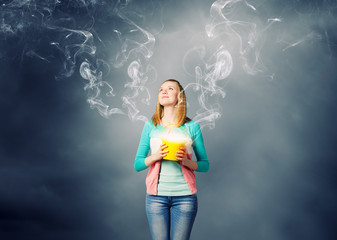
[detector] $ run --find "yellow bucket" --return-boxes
[160,124,189,161]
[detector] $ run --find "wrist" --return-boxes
[145,155,154,167]
[182,159,198,170]
[145,154,160,167]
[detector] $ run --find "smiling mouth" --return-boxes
[162,96,169,98]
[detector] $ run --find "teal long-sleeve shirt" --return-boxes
[134,120,209,172]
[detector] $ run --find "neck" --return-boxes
[161,106,178,126]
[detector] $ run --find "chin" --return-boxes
[160,101,174,107]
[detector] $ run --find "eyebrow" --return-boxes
[160,85,176,88]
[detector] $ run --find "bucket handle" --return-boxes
[160,123,188,137]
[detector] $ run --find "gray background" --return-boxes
[1,0,336,239]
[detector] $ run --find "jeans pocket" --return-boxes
[188,194,197,199]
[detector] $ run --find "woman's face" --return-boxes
[158,81,180,107]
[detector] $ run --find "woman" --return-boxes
[134,79,209,240]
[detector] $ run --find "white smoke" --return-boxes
[181,0,281,129]
[0,0,284,128]
[184,46,232,129]
[111,9,158,122]
[0,0,158,123]
[122,60,155,122]
[80,60,124,119]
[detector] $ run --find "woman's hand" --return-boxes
[154,143,169,161]
[175,147,187,161]
[145,143,168,167]
[176,147,198,170]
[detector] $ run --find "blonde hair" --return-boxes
[151,79,190,127]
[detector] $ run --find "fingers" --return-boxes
[177,147,187,160]
[159,145,187,160]
[175,150,186,161]
[176,148,185,155]
[160,148,168,157]
[161,143,168,150]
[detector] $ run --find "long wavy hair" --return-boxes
[151,79,190,127]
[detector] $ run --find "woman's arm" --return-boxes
[176,146,198,170]
[176,121,209,172]
[145,143,168,167]
[181,157,198,170]
[134,122,151,172]
[192,122,209,172]
[134,121,168,171]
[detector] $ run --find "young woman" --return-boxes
[134,79,209,240]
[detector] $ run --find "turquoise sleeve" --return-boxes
[191,122,209,172]
[134,121,152,172]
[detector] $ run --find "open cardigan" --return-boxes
[134,120,209,195]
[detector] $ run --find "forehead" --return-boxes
[160,81,178,88]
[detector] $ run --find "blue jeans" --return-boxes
[146,194,198,240]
